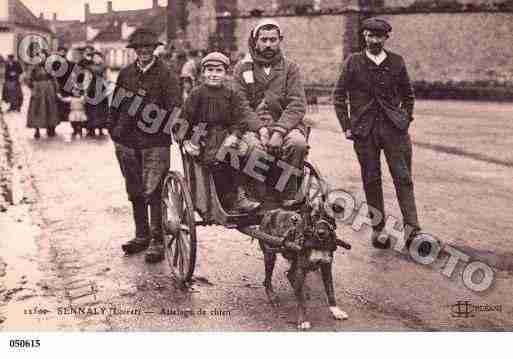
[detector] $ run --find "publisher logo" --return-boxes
[451,300,502,318]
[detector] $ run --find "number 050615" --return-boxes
[9,339,40,348]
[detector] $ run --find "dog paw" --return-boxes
[297,321,311,331]
[329,306,348,320]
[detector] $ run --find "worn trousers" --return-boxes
[114,144,170,241]
[242,129,308,198]
[353,117,420,232]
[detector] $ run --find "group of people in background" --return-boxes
[1,43,246,141]
[0,45,109,139]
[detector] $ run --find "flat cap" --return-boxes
[127,28,163,49]
[361,18,392,34]
[201,52,230,68]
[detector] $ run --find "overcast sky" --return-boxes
[23,0,167,21]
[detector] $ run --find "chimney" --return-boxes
[53,13,57,21]
[153,0,159,9]
[85,3,90,20]
[107,1,113,13]
[39,12,44,19]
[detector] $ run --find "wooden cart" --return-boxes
[160,132,325,286]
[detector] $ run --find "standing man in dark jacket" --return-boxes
[232,19,308,207]
[109,28,182,263]
[333,18,420,249]
[2,55,24,112]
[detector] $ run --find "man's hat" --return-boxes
[127,28,163,49]
[252,19,282,39]
[361,18,392,34]
[201,51,230,68]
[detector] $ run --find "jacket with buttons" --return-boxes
[108,58,182,149]
[333,50,415,138]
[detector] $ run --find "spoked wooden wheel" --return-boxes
[302,161,326,204]
[161,171,197,285]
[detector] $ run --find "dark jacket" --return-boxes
[108,58,182,149]
[333,50,415,138]
[232,56,306,136]
[4,61,23,81]
[183,82,247,164]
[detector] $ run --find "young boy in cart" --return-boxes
[181,51,260,213]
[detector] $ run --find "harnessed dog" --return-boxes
[258,196,350,330]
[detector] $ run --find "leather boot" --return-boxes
[122,199,150,254]
[145,197,165,263]
[232,175,261,213]
[234,186,261,213]
[149,199,163,243]
[280,176,304,208]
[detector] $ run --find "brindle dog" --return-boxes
[258,200,350,330]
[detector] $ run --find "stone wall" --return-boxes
[180,0,513,93]
[380,12,513,84]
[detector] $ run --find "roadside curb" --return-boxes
[0,112,14,212]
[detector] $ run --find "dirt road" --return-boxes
[1,97,512,331]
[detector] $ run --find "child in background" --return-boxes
[58,89,87,137]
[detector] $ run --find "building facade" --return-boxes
[0,0,55,60]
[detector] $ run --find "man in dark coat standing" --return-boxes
[108,28,182,263]
[2,55,24,112]
[333,18,420,249]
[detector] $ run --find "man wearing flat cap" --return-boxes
[333,17,420,249]
[108,28,182,263]
[233,19,308,207]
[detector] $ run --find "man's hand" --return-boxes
[259,127,270,147]
[268,131,284,156]
[344,129,354,140]
[222,134,240,149]
[183,140,201,157]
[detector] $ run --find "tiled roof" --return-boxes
[87,6,165,28]
[8,0,53,33]
[55,21,86,45]
[92,10,166,44]
[92,20,122,42]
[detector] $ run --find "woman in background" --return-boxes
[26,50,60,139]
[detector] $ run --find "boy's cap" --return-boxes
[201,52,230,68]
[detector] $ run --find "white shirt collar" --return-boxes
[365,50,387,66]
[136,57,156,73]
